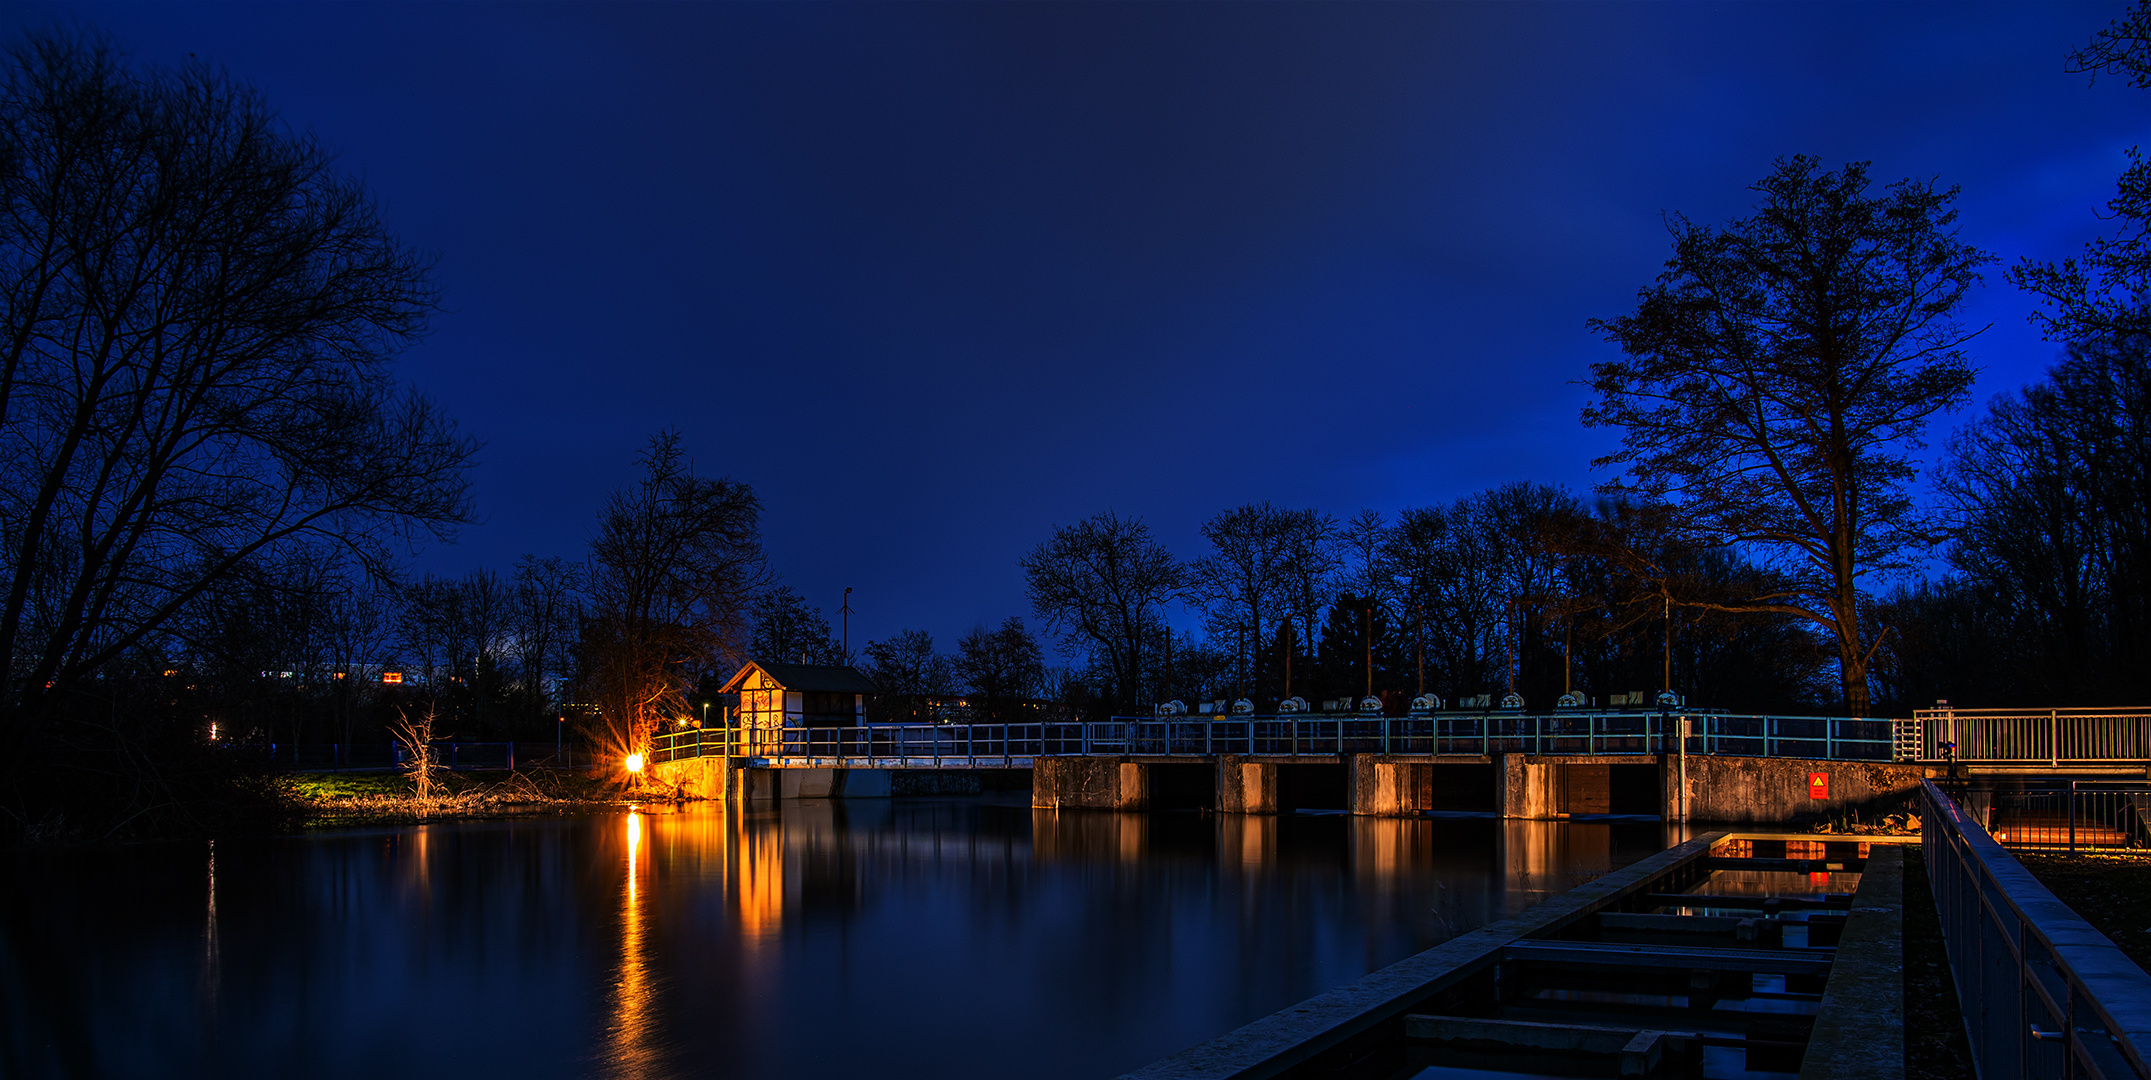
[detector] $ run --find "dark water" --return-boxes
[2,797,1666,1080]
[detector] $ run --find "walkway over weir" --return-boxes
[647,706,2151,821]
[653,705,2151,774]
[651,710,1901,770]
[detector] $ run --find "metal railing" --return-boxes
[649,710,1895,767]
[1944,782,2151,853]
[1922,781,2151,1079]
[1906,706,2151,763]
[652,723,1054,767]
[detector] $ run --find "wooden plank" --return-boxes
[1118,831,1728,1080]
[1404,1017,1697,1079]
[1704,856,1865,872]
[1597,911,1784,946]
[1502,939,1834,976]
[1646,892,1853,910]
[1600,912,1748,933]
[1404,1015,1672,1052]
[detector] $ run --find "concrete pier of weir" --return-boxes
[1036,753,1925,822]
[652,750,1927,823]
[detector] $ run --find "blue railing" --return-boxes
[1923,781,2151,1079]
[650,711,1896,767]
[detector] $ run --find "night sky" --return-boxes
[6,2,2143,651]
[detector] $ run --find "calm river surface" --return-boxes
[2,796,1665,1079]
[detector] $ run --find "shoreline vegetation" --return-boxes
[290,770,633,829]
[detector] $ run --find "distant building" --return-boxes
[719,661,879,732]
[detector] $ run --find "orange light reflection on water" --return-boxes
[603,811,656,1080]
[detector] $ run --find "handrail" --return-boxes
[647,711,1897,766]
[1915,706,2151,717]
[1902,707,2151,763]
[1922,780,2151,1080]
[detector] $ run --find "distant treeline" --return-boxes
[1879,328,2151,710]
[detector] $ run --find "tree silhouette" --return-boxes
[1587,157,1991,714]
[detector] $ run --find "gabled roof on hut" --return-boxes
[718,660,879,696]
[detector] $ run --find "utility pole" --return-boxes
[841,587,854,657]
[1237,626,1245,704]
[1363,607,1373,699]
[1505,598,1518,696]
[1284,622,1294,701]
[1663,593,1672,695]
[1163,623,1173,705]
[1563,618,1573,696]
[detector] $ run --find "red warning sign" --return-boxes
[1808,772,1830,800]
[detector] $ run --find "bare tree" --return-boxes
[0,33,474,776]
[862,628,953,723]
[1189,502,1294,697]
[317,571,394,746]
[748,585,845,664]
[954,617,1046,722]
[397,576,464,697]
[1586,156,1992,714]
[511,555,584,710]
[1337,509,1395,614]
[579,433,764,760]
[1383,485,1574,700]
[1021,511,1183,713]
[1938,326,2151,702]
[1272,509,1341,697]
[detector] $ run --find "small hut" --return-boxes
[719,661,879,735]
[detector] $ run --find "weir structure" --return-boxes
[1119,830,1916,1080]
[648,710,1957,823]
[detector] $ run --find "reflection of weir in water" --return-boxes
[585,802,1665,1079]
[4,797,1675,1080]
[1497,818,1615,904]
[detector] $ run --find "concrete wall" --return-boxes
[658,750,1923,824]
[1347,756,1421,816]
[1672,755,1923,824]
[777,768,891,799]
[1216,756,1277,814]
[651,755,737,800]
[1033,757,1150,810]
[647,758,889,802]
[1497,754,1561,820]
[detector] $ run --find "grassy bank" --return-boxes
[290,769,631,829]
[2016,852,2151,973]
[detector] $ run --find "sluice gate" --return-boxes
[1121,833,1908,1080]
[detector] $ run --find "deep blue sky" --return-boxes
[7,2,2144,650]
